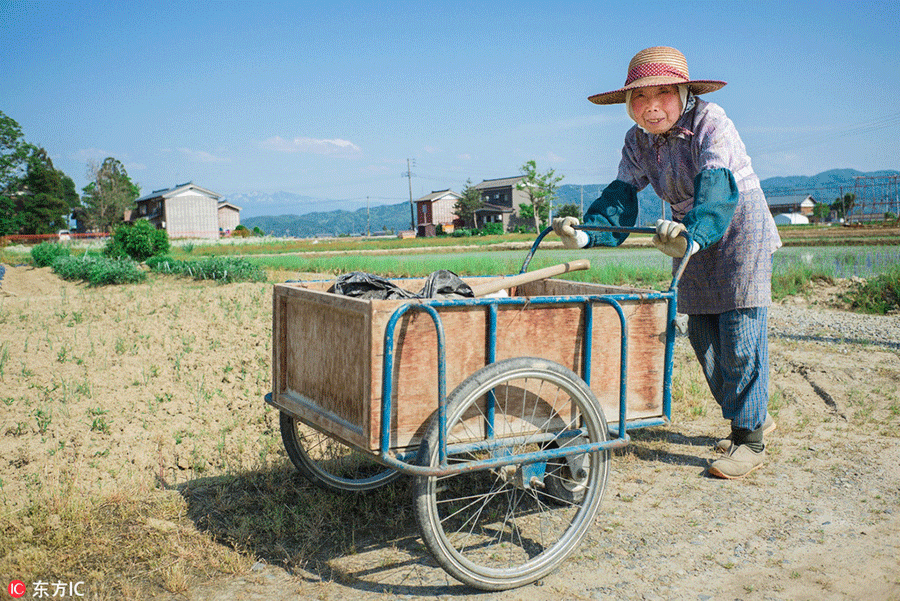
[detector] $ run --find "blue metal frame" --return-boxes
[372,225,693,478]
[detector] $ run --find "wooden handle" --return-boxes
[469,259,590,297]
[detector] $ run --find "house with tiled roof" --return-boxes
[472,176,530,232]
[132,182,239,239]
[414,189,461,237]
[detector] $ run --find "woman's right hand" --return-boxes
[552,217,584,249]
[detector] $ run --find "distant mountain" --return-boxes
[240,169,899,238]
[243,202,413,238]
[225,190,378,219]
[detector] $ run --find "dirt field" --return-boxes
[1,265,898,600]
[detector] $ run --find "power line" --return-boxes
[752,113,900,155]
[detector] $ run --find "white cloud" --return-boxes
[259,136,362,156]
[72,148,115,162]
[177,148,230,163]
[457,153,472,160]
[424,145,440,154]
[545,151,565,163]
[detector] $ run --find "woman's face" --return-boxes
[629,85,682,134]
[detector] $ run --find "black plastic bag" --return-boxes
[417,269,474,298]
[328,270,474,300]
[327,272,420,300]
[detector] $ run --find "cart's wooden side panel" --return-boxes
[369,303,489,450]
[369,302,586,450]
[272,284,373,449]
[517,279,667,423]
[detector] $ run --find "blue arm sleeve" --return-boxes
[582,179,639,247]
[682,168,739,250]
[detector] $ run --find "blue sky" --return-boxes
[3,0,898,216]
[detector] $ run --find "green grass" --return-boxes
[147,255,267,284]
[6,235,900,308]
[166,232,536,258]
[841,265,900,314]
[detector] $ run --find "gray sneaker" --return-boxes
[715,413,776,454]
[708,443,766,479]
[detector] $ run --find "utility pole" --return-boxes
[404,158,416,231]
[366,196,370,237]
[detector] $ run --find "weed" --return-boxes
[34,407,52,434]
[148,255,266,284]
[7,421,29,436]
[841,265,900,314]
[75,379,93,398]
[90,417,111,434]
[0,342,9,378]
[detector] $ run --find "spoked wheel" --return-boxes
[279,412,399,493]
[414,358,610,590]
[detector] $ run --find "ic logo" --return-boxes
[8,580,26,598]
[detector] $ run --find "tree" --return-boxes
[0,111,31,235]
[1,113,78,235]
[516,160,564,231]
[453,178,484,229]
[812,201,831,221]
[555,203,582,219]
[16,147,79,235]
[830,193,856,221]
[0,111,30,191]
[81,157,140,232]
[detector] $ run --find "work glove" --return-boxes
[652,219,699,258]
[552,217,588,249]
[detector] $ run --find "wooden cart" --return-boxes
[265,226,690,590]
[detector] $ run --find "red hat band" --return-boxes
[625,63,689,86]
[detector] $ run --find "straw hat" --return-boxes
[588,46,726,105]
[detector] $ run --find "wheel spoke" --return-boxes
[415,358,610,590]
[279,412,398,493]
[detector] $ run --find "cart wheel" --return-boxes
[414,357,609,590]
[279,412,399,493]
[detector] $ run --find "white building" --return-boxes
[133,182,239,239]
[773,212,810,225]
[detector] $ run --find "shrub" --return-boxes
[842,266,900,314]
[451,228,474,237]
[478,223,504,236]
[192,257,266,283]
[105,220,170,262]
[52,255,147,286]
[145,255,184,273]
[148,255,266,284]
[31,241,70,267]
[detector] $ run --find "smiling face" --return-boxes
[629,85,683,134]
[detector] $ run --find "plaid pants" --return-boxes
[687,308,769,432]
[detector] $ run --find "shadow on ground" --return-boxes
[176,466,477,596]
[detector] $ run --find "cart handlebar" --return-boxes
[520,225,693,293]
